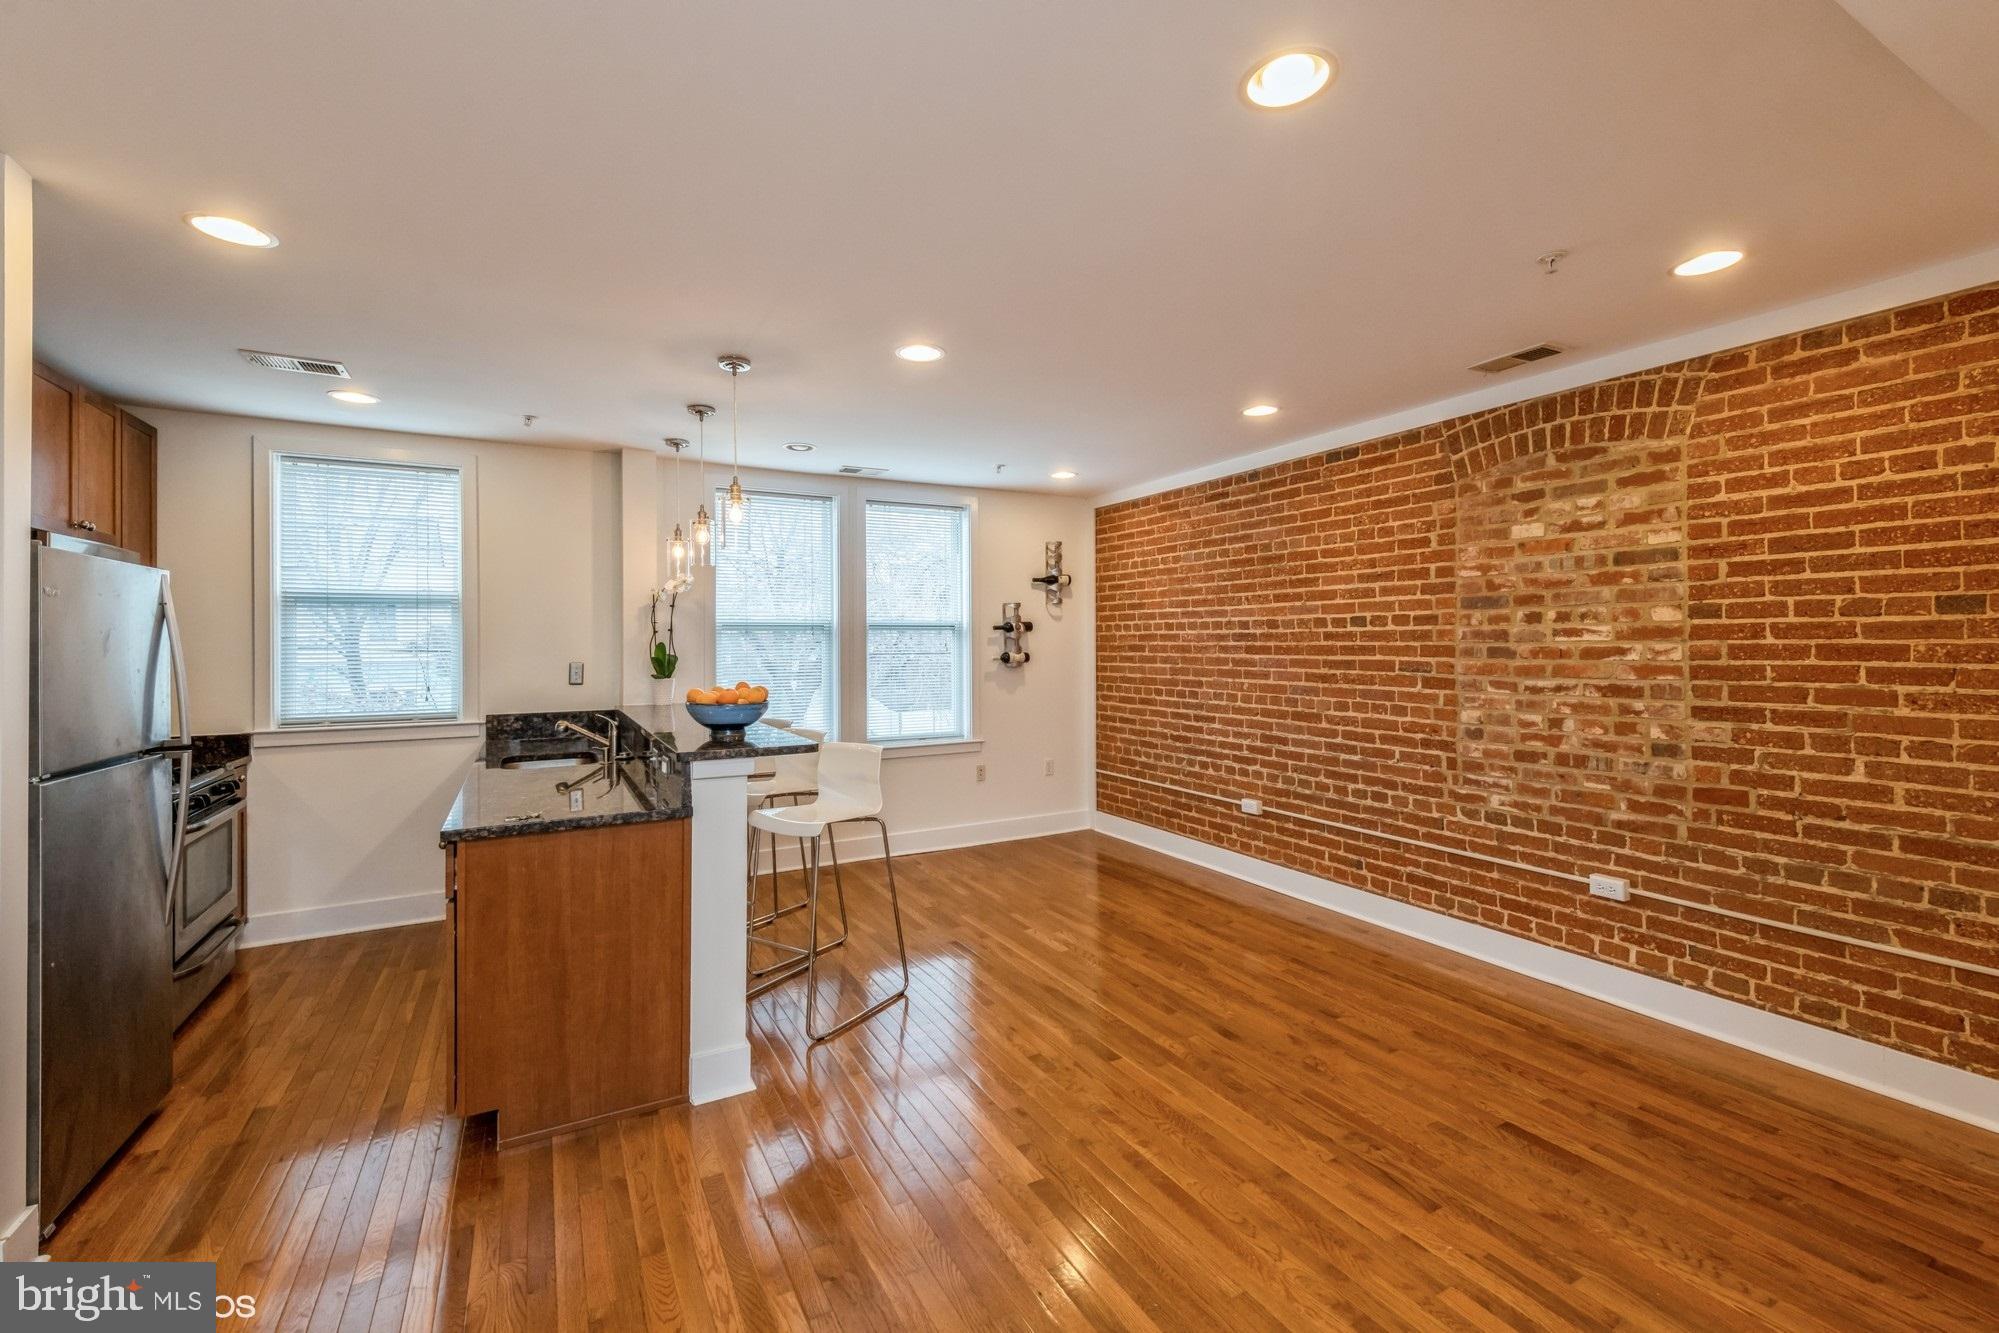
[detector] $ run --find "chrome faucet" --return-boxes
[556,713,619,764]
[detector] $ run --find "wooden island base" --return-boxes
[447,817,690,1144]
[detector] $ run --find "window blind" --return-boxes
[865,501,969,742]
[273,454,463,725]
[713,489,838,733]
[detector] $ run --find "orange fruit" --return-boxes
[687,687,718,705]
[746,686,768,703]
[735,680,753,693]
[716,688,741,704]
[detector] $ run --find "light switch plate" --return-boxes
[568,661,584,686]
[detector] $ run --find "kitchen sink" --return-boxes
[497,752,604,770]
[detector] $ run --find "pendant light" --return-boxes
[687,403,715,566]
[662,438,693,588]
[718,354,751,536]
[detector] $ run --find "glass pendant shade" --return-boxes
[721,354,751,537]
[669,524,690,582]
[692,506,714,565]
[687,403,717,567]
[663,436,698,583]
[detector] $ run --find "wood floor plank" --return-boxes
[45,832,1999,1330]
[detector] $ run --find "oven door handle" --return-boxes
[162,572,194,925]
[173,920,240,980]
[186,800,244,836]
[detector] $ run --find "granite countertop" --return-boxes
[442,706,816,845]
[191,732,251,780]
[440,753,691,843]
[614,705,817,762]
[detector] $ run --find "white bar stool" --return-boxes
[745,741,908,1043]
[746,731,841,978]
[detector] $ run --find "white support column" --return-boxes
[686,758,756,1103]
[0,153,39,1258]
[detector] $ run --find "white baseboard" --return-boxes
[688,1042,755,1105]
[1,1204,39,1260]
[1094,813,1999,1135]
[758,807,1092,872]
[240,890,445,948]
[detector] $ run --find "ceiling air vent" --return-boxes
[239,349,351,378]
[837,465,889,477]
[1469,343,1563,375]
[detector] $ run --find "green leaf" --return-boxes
[650,644,678,679]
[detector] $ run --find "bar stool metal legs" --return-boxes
[803,816,909,1044]
[747,793,846,986]
[747,821,849,997]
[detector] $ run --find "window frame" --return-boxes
[252,434,482,741]
[708,470,979,753]
[710,482,843,739]
[858,496,975,746]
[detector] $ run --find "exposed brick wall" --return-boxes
[1097,284,1999,1075]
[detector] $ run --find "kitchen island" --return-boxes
[441,707,813,1143]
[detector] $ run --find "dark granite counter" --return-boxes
[442,706,815,844]
[615,705,816,762]
[191,732,251,780]
[441,753,690,843]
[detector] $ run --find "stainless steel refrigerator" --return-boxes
[28,532,191,1232]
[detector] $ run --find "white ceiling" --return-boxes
[4,0,1999,496]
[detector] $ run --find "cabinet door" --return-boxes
[117,412,157,564]
[72,393,121,545]
[31,369,73,534]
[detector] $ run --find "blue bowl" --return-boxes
[684,700,769,737]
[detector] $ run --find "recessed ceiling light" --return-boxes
[1242,404,1279,418]
[1051,469,1077,480]
[895,343,945,363]
[784,441,814,453]
[1242,49,1336,109]
[1672,249,1743,277]
[185,213,280,248]
[326,389,379,404]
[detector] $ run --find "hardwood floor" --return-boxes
[49,831,1999,1330]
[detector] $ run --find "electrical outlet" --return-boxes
[1240,797,1263,816]
[568,661,584,686]
[975,764,987,783]
[1043,758,1055,777]
[568,789,584,812]
[1588,872,1631,903]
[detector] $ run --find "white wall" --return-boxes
[152,410,624,941]
[660,465,1096,854]
[156,413,1096,940]
[887,485,1094,846]
[0,154,38,1257]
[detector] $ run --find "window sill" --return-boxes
[254,719,483,749]
[877,736,984,759]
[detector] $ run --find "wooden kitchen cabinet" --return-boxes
[117,411,158,564]
[29,362,157,558]
[72,392,120,544]
[30,369,73,534]
[448,818,690,1144]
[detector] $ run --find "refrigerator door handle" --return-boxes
[162,573,193,922]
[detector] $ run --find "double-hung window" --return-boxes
[271,454,465,726]
[713,489,839,734]
[709,485,973,746]
[864,501,970,743]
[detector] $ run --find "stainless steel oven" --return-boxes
[173,761,246,1025]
